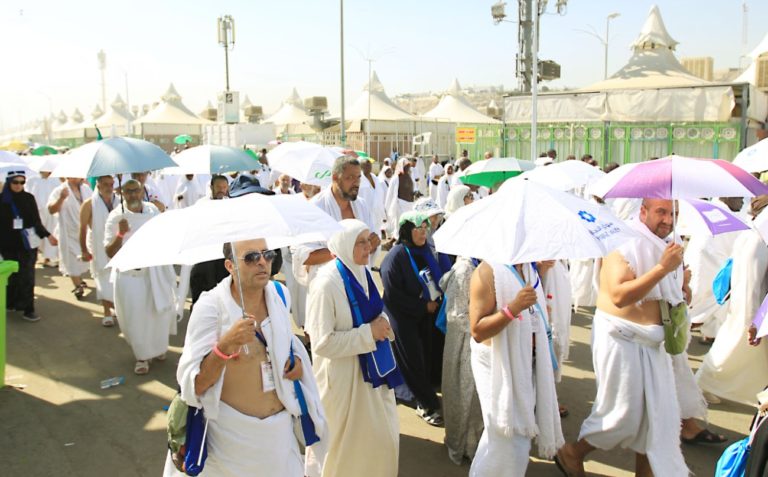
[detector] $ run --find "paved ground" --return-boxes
[0,263,756,476]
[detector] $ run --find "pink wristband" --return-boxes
[213,344,239,360]
[116,231,125,239]
[501,305,521,321]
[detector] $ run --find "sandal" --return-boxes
[559,405,570,418]
[134,360,150,375]
[681,428,728,445]
[102,316,115,327]
[73,287,85,301]
[154,353,167,362]
[416,406,444,427]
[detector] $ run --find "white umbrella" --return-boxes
[518,160,606,191]
[28,154,64,173]
[162,145,259,174]
[267,141,344,186]
[52,137,177,178]
[676,199,750,237]
[755,207,768,246]
[108,194,343,271]
[733,138,768,174]
[0,151,34,179]
[433,180,637,264]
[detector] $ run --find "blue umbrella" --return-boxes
[163,145,259,174]
[51,137,177,178]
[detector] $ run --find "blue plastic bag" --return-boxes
[435,298,447,334]
[713,258,734,305]
[715,437,749,477]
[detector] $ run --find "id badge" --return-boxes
[261,361,276,392]
[13,218,23,230]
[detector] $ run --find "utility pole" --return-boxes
[218,15,235,91]
[340,0,346,146]
[97,50,107,111]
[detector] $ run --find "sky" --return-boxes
[1,0,767,131]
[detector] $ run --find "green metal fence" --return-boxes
[457,121,741,165]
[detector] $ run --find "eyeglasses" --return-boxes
[240,249,277,264]
[10,180,26,185]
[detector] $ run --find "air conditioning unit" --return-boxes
[538,60,561,81]
[217,91,240,124]
[756,54,768,91]
[681,56,714,81]
[243,105,263,123]
[304,96,328,113]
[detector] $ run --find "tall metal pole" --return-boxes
[224,45,230,91]
[339,0,346,146]
[530,0,539,161]
[367,59,371,154]
[604,17,610,80]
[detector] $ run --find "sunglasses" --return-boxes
[240,249,277,264]
[11,180,26,185]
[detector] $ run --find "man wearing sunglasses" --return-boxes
[104,179,177,375]
[174,238,326,476]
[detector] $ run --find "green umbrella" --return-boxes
[174,134,193,145]
[244,149,258,160]
[31,145,58,156]
[459,157,536,189]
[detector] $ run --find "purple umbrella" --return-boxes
[678,199,750,236]
[753,293,768,339]
[588,155,768,199]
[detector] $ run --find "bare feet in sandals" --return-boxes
[555,444,586,477]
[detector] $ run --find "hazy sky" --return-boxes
[1,0,766,130]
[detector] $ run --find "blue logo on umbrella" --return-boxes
[578,211,596,223]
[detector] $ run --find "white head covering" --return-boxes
[444,185,471,217]
[394,157,410,175]
[327,219,371,293]
[377,165,392,182]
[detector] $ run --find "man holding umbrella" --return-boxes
[557,199,698,477]
[104,179,177,375]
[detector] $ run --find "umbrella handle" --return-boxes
[673,200,678,280]
[230,241,250,355]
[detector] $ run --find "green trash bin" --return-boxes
[0,260,19,388]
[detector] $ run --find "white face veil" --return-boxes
[327,219,371,294]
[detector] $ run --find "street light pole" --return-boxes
[339,0,346,146]
[367,58,371,155]
[531,0,538,161]
[604,12,620,79]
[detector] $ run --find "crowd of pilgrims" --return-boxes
[2,145,768,476]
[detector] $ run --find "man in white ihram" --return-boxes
[169,239,326,477]
[104,179,177,375]
[48,177,92,300]
[557,199,691,477]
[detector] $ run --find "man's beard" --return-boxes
[126,199,142,211]
[341,188,358,201]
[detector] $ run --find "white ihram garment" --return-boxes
[579,311,688,477]
[87,193,120,301]
[48,182,92,276]
[696,229,768,405]
[106,203,177,360]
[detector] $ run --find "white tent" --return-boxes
[345,71,414,121]
[93,94,134,136]
[506,5,734,123]
[266,88,313,126]
[134,84,211,139]
[423,79,500,123]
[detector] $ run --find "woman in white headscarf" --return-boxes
[439,185,483,464]
[444,185,474,218]
[305,219,402,477]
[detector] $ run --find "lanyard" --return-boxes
[403,246,422,279]
[254,331,268,350]
[506,263,558,371]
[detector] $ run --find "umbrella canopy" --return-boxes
[0,151,33,179]
[459,157,535,188]
[753,293,768,339]
[518,160,605,191]
[755,206,768,246]
[433,180,637,264]
[174,134,193,145]
[163,145,259,174]
[107,194,343,271]
[676,199,750,237]
[0,141,29,152]
[268,141,344,186]
[588,155,768,199]
[733,138,768,174]
[51,137,177,178]
[30,145,58,156]
[28,154,64,173]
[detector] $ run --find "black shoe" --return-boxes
[22,311,41,322]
